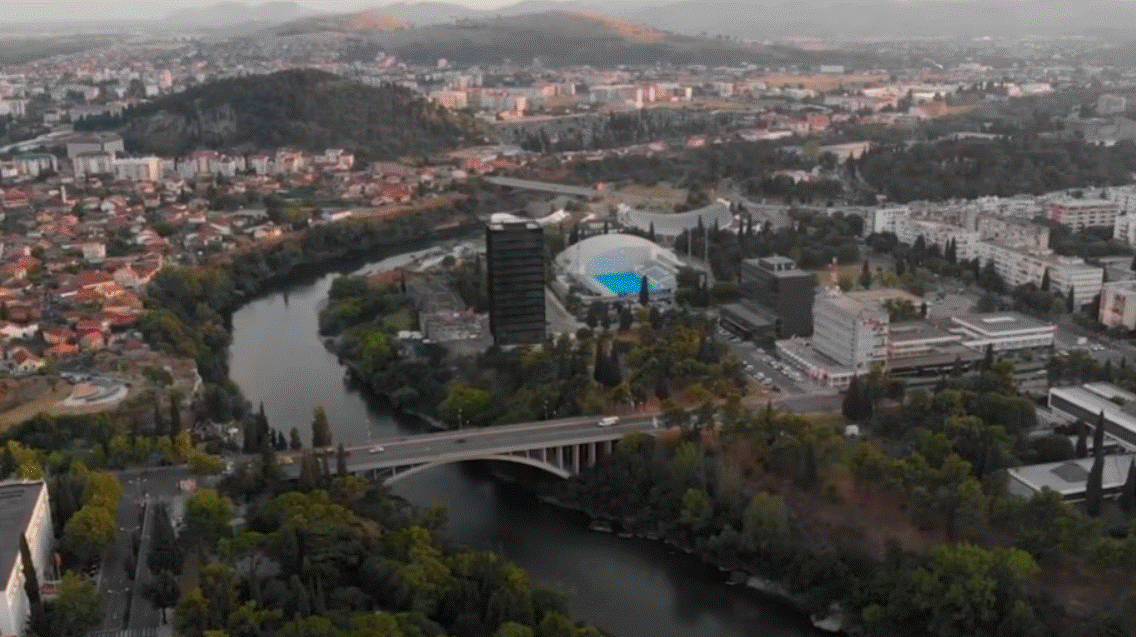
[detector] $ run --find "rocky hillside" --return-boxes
[118,69,485,160]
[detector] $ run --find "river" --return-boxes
[227,246,821,637]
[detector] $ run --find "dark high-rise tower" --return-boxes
[486,221,546,346]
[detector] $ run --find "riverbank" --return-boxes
[534,489,845,634]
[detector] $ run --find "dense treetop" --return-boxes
[111,69,485,159]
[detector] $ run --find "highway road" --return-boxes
[277,414,661,477]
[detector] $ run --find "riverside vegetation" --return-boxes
[319,271,748,428]
[552,365,1136,637]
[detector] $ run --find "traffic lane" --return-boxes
[347,415,658,451]
[342,422,658,465]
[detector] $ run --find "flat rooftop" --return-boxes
[0,481,44,579]
[888,320,956,344]
[1008,453,1135,497]
[845,287,922,306]
[951,312,1052,335]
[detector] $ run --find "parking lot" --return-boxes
[718,334,824,396]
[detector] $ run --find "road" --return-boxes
[95,466,193,636]
[276,414,662,477]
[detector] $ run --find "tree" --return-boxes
[1121,458,1136,515]
[181,489,234,553]
[336,443,348,477]
[288,427,302,450]
[843,375,869,421]
[175,586,209,637]
[147,568,180,624]
[1087,450,1105,517]
[1040,268,1050,292]
[169,390,183,443]
[1130,253,1136,272]
[311,405,332,449]
[983,344,994,371]
[63,504,115,566]
[46,572,100,637]
[1076,421,1089,458]
[859,260,872,289]
[1068,286,1076,314]
[1094,409,1106,456]
[638,275,650,306]
[148,503,181,575]
[20,534,44,634]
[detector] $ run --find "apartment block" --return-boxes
[976,242,1103,305]
[113,156,162,182]
[1048,198,1119,231]
[1099,280,1136,330]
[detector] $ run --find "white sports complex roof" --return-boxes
[616,201,734,239]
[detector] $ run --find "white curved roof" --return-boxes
[555,233,679,276]
[617,201,733,238]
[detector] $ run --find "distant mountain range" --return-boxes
[155,0,1136,39]
[254,9,884,67]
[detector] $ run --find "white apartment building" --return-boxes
[112,156,162,182]
[976,242,1103,305]
[0,481,54,637]
[812,291,889,373]
[1106,185,1136,215]
[72,152,114,180]
[1114,214,1136,247]
[948,312,1055,352]
[864,206,907,236]
[1099,280,1136,330]
[976,216,1049,251]
[893,217,981,260]
[1048,198,1119,231]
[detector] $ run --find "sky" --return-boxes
[10,0,550,22]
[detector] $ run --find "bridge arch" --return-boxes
[383,453,572,485]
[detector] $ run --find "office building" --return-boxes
[1099,279,1136,330]
[948,312,1055,353]
[0,481,53,637]
[812,291,888,373]
[112,156,162,182]
[1048,198,1119,231]
[1048,383,1136,450]
[65,132,123,162]
[486,221,546,346]
[738,256,816,337]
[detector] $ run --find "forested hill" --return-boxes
[112,69,485,160]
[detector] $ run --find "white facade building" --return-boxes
[112,156,162,182]
[72,152,114,179]
[0,481,53,637]
[1099,279,1136,330]
[948,312,1055,352]
[812,291,889,373]
[1048,198,1119,231]
[893,217,981,260]
[976,242,1103,305]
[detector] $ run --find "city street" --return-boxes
[94,466,193,636]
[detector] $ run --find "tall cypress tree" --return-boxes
[1121,458,1136,515]
[638,275,651,306]
[1094,410,1106,456]
[1075,421,1088,458]
[1086,451,1104,517]
[1040,268,1051,292]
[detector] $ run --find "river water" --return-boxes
[227,246,820,637]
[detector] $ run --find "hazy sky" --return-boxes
[11,0,562,22]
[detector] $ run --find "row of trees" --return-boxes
[170,474,600,637]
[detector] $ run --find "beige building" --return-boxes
[1100,280,1136,330]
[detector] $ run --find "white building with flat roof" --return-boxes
[1048,383,1136,450]
[1048,198,1119,231]
[1007,453,1136,502]
[976,242,1103,305]
[1099,279,1136,330]
[812,291,888,374]
[948,312,1055,352]
[0,481,53,637]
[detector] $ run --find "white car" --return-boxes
[369,445,385,454]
